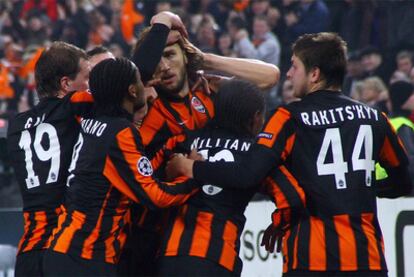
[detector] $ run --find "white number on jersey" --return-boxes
[316,125,374,189]
[18,123,61,189]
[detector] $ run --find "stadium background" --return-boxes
[0,0,413,276]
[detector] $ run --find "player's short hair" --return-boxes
[86,45,111,57]
[292,32,347,88]
[35,41,88,98]
[89,57,139,115]
[212,79,265,135]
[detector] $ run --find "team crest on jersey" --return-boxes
[202,184,223,195]
[257,132,273,140]
[137,157,153,176]
[191,96,206,113]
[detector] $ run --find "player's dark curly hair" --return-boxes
[211,79,265,136]
[89,57,138,116]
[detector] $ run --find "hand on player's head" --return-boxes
[151,11,188,38]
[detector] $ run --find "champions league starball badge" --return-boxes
[137,156,153,176]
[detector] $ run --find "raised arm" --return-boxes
[202,53,280,90]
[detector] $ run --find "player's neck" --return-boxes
[177,79,190,98]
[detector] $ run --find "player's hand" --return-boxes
[260,209,291,253]
[188,149,204,161]
[151,11,188,38]
[166,154,194,179]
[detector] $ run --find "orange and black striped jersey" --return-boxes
[7,91,93,254]
[134,90,214,231]
[193,91,411,273]
[158,126,305,274]
[140,90,214,158]
[48,112,198,264]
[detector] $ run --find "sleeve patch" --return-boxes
[137,156,153,176]
[257,132,273,140]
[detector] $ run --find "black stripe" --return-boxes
[177,205,198,255]
[286,222,299,270]
[372,216,387,270]
[144,122,173,159]
[19,212,36,251]
[324,216,340,270]
[350,215,369,269]
[159,207,180,255]
[296,218,310,269]
[205,214,224,263]
[267,166,304,210]
[34,210,58,249]
[49,210,72,250]
[93,187,117,261]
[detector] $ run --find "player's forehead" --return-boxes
[163,43,182,54]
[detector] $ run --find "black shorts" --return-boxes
[284,270,388,277]
[43,250,116,277]
[15,250,45,277]
[156,256,236,277]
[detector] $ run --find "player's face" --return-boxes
[286,55,310,98]
[153,43,188,97]
[68,58,91,92]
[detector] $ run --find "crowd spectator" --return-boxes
[360,76,390,113]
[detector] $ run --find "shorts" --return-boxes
[43,250,116,277]
[15,250,45,277]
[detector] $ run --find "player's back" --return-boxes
[280,90,401,271]
[7,91,92,254]
[160,126,258,274]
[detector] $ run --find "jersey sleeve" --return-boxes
[376,113,412,198]
[103,126,198,209]
[192,107,296,189]
[130,23,170,84]
[151,134,187,171]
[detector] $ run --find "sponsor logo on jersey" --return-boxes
[257,132,273,140]
[191,96,206,113]
[202,184,223,195]
[137,156,153,176]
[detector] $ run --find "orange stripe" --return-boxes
[292,224,300,270]
[105,195,129,264]
[18,212,30,252]
[379,137,400,167]
[219,220,238,271]
[81,187,113,260]
[116,128,194,207]
[333,214,357,270]
[258,108,291,148]
[264,177,288,209]
[165,205,188,255]
[309,216,326,270]
[23,211,47,252]
[140,102,166,146]
[45,208,63,248]
[103,156,140,203]
[189,211,213,258]
[53,210,86,254]
[279,165,306,207]
[281,134,296,161]
[70,91,93,103]
[360,213,382,270]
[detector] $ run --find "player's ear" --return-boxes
[310,67,321,83]
[60,76,71,93]
[127,83,137,99]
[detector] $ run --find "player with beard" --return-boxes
[126,25,281,275]
[168,33,412,276]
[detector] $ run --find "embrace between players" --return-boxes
[7,11,411,277]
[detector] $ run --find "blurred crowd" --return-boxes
[1,0,414,207]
